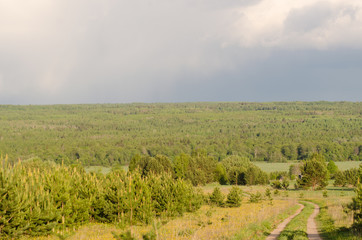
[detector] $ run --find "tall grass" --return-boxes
[232,204,301,240]
[312,200,360,240]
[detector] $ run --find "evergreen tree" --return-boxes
[297,153,328,190]
[327,160,339,178]
[346,164,362,233]
[209,187,224,207]
[226,186,242,207]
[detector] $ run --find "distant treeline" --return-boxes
[0,102,361,165]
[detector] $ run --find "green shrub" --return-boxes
[226,186,242,207]
[345,165,362,233]
[209,187,224,207]
[249,192,263,203]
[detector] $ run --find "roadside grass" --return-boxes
[21,200,296,240]
[310,200,360,240]
[152,200,296,240]
[232,204,301,240]
[277,201,314,240]
[20,175,358,240]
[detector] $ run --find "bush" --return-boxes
[226,186,242,207]
[249,192,263,203]
[281,179,290,190]
[269,171,288,180]
[209,187,224,207]
[271,180,282,189]
[323,190,328,198]
[271,179,289,190]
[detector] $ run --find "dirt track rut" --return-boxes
[307,203,322,240]
[266,202,322,240]
[265,203,304,240]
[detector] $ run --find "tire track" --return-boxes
[265,203,304,240]
[307,202,322,240]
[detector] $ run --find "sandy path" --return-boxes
[307,203,322,240]
[265,203,304,240]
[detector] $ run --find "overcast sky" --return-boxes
[0,0,361,104]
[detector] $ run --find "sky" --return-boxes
[0,0,361,104]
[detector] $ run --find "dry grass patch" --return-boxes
[325,198,354,228]
[21,200,296,240]
[154,200,296,240]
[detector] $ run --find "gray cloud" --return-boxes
[0,0,361,104]
[284,2,333,33]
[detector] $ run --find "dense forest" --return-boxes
[0,102,361,166]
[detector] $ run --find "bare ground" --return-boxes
[307,203,322,240]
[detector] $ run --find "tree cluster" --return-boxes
[0,157,202,239]
[129,152,269,187]
[334,167,360,187]
[215,155,268,185]
[208,186,242,208]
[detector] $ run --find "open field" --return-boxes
[254,161,361,173]
[84,160,361,176]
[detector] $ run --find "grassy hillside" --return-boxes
[0,102,361,165]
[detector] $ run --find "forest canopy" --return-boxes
[0,102,361,166]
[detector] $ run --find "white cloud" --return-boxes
[230,0,362,49]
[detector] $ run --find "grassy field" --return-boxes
[253,161,361,173]
[84,161,361,176]
[19,180,358,240]
[18,161,359,240]
[21,192,297,240]
[84,166,112,174]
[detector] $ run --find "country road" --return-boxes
[265,203,304,240]
[266,202,322,240]
[307,203,322,240]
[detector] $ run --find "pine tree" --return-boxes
[226,186,242,207]
[297,153,328,190]
[209,187,224,207]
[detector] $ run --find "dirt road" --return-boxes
[265,203,304,240]
[307,202,322,240]
[266,202,322,240]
